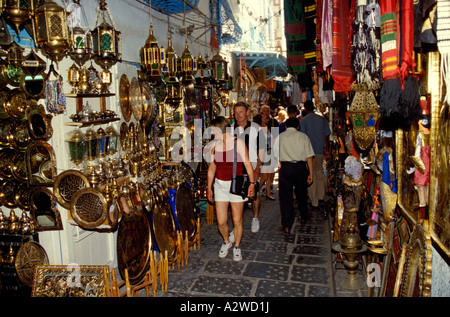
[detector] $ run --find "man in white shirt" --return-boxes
[273,118,314,232]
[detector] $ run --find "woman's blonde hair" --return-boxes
[277,110,287,121]
[210,116,231,134]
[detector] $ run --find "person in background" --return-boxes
[232,102,264,233]
[299,100,331,209]
[279,105,300,133]
[259,104,278,199]
[207,116,255,261]
[253,114,277,201]
[274,118,314,231]
[260,104,279,132]
[276,110,287,124]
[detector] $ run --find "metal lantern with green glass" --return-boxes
[34,0,70,63]
[66,128,85,166]
[68,1,92,67]
[85,127,98,161]
[91,0,121,71]
[209,53,228,85]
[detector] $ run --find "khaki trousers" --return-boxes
[308,154,326,207]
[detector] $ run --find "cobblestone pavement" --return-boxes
[154,180,367,298]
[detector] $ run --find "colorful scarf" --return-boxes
[331,0,354,92]
[284,0,307,74]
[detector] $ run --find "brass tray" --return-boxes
[54,169,90,210]
[15,241,49,287]
[152,202,177,263]
[70,187,108,229]
[116,208,152,285]
[140,81,158,126]
[119,74,131,122]
[175,182,198,240]
[130,77,143,121]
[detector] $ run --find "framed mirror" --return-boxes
[29,186,63,231]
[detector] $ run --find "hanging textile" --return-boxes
[304,0,317,66]
[437,0,450,103]
[351,0,381,90]
[284,0,307,74]
[322,0,333,69]
[331,0,354,92]
[316,0,323,72]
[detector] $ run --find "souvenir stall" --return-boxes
[0,0,230,297]
[290,0,450,296]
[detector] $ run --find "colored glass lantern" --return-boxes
[66,128,85,165]
[85,128,98,161]
[106,125,119,154]
[180,40,196,83]
[91,0,121,70]
[140,24,162,83]
[2,0,34,34]
[96,127,108,157]
[209,53,228,84]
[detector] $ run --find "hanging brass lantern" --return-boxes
[69,25,92,66]
[195,53,211,85]
[91,0,121,70]
[6,40,24,68]
[34,0,70,62]
[180,40,196,83]
[209,53,228,85]
[165,36,182,103]
[349,83,380,151]
[65,128,85,165]
[140,24,162,83]
[2,0,34,34]
[22,49,46,78]
[100,68,111,93]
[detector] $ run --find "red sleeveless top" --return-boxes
[214,148,243,181]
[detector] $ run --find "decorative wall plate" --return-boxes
[119,74,131,122]
[15,241,49,287]
[54,169,90,210]
[152,202,177,263]
[116,208,152,285]
[130,77,143,121]
[70,187,108,230]
[175,182,197,240]
[140,81,158,126]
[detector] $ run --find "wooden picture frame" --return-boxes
[32,265,109,297]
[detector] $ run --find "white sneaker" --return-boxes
[229,230,235,243]
[233,247,242,261]
[251,218,260,233]
[219,242,232,258]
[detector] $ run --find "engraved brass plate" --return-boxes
[15,241,49,287]
[54,169,90,210]
[116,208,152,285]
[119,74,131,122]
[70,187,108,229]
[140,81,157,126]
[130,77,143,121]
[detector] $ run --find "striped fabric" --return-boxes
[380,0,399,80]
[284,0,307,74]
[437,0,450,53]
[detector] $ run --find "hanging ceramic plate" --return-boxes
[152,202,177,263]
[175,182,197,240]
[70,187,108,230]
[15,241,49,287]
[116,208,152,285]
[119,74,131,122]
[53,169,90,210]
[130,77,143,121]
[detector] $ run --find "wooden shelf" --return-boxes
[66,93,115,113]
[64,117,120,127]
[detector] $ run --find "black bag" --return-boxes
[230,138,257,200]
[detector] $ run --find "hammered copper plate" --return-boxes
[116,208,152,285]
[130,77,143,121]
[175,182,197,239]
[119,74,131,122]
[15,241,49,287]
[152,202,177,263]
[70,187,108,229]
[54,169,90,210]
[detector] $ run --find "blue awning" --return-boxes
[234,51,288,80]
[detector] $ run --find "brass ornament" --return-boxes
[70,187,108,229]
[174,182,197,240]
[140,81,158,126]
[119,74,131,122]
[349,83,379,150]
[53,169,90,210]
[15,241,49,287]
[152,202,178,263]
[29,186,63,231]
[130,77,143,121]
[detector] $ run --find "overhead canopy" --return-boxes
[233,51,288,80]
[142,0,199,14]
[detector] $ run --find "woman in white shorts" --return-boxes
[207,116,255,261]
